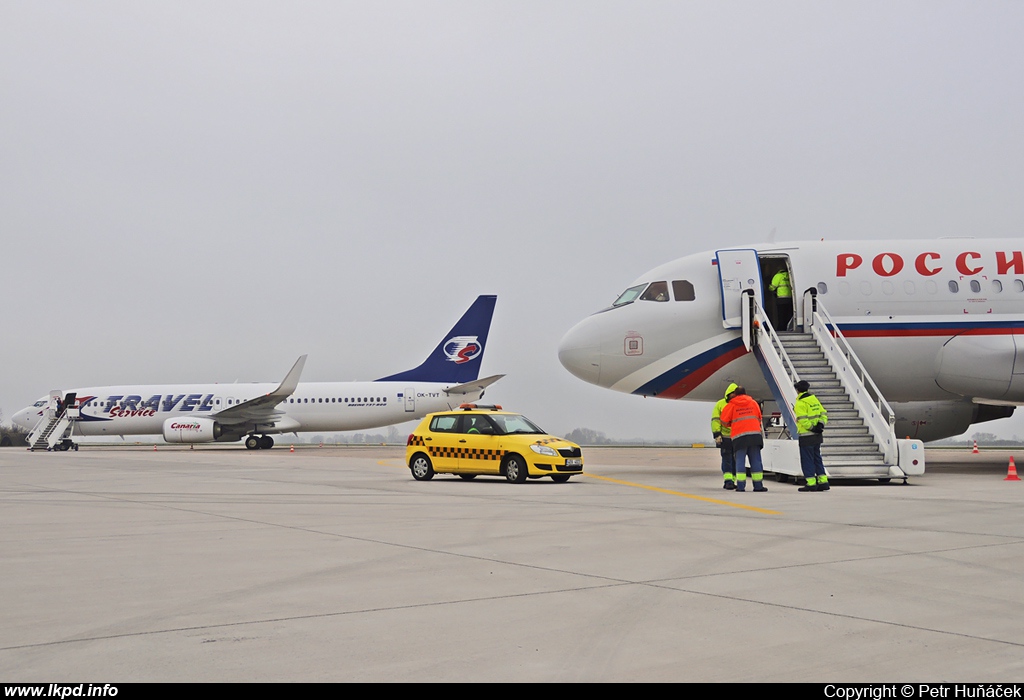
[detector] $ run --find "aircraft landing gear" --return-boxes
[245,435,275,450]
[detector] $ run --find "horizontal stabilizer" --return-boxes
[444,374,505,396]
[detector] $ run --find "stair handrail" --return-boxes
[803,288,898,464]
[742,290,801,437]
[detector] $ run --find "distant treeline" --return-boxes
[0,424,28,447]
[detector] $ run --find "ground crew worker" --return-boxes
[769,268,792,330]
[720,386,767,492]
[711,383,739,489]
[794,379,829,492]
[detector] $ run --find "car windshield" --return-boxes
[489,414,546,435]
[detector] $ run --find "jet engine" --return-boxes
[892,401,1014,442]
[162,417,222,443]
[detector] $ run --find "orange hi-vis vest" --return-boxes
[720,394,763,439]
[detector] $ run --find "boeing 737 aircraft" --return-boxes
[559,239,1024,446]
[14,296,501,450]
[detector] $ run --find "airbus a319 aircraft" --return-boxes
[14,296,501,450]
[559,239,1024,479]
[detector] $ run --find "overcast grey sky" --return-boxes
[3,1,1024,440]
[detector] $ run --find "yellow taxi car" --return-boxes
[406,404,584,483]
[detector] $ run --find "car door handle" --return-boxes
[459,439,467,443]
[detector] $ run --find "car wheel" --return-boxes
[551,474,571,483]
[410,453,434,481]
[504,454,528,484]
[458,474,477,480]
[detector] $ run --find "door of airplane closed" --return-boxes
[405,387,415,412]
[716,249,764,328]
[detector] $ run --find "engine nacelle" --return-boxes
[892,401,1015,442]
[162,417,222,443]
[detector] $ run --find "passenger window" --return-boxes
[817,282,828,294]
[970,280,981,293]
[672,280,695,301]
[1015,280,1024,292]
[640,281,669,302]
[904,281,915,295]
[613,284,647,307]
[949,281,959,293]
[882,281,894,296]
[993,280,1003,293]
[430,416,459,432]
[859,281,872,296]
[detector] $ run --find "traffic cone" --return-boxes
[153,445,157,451]
[319,442,323,448]
[1005,456,1021,481]
[972,440,979,454]
[290,445,295,453]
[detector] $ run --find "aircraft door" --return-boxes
[716,249,764,328]
[405,387,415,412]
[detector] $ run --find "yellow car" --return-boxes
[406,405,584,483]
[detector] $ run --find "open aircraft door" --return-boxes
[715,249,763,328]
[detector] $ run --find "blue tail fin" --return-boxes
[376,295,497,384]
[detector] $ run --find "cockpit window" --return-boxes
[640,281,669,302]
[672,280,695,301]
[612,284,647,307]
[33,400,47,407]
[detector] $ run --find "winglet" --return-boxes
[268,355,307,399]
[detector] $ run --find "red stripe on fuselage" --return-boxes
[656,345,749,399]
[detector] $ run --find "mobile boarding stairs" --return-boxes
[27,391,80,451]
[743,289,924,482]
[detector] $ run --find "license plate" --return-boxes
[565,458,582,467]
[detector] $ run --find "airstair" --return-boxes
[27,391,80,451]
[741,289,924,481]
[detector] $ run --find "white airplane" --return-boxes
[13,296,502,450]
[558,239,1024,477]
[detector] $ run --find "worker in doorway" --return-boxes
[720,386,767,492]
[711,383,739,489]
[794,380,829,492]
[769,267,793,331]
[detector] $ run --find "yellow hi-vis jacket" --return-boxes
[794,392,828,434]
[770,270,791,298]
[711,383,739,438]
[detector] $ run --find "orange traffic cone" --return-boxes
[1005,457,1021,481]
[153,445,157,451]
[319,442,323,448]
[290,445,295,453]
[973,440,979,454]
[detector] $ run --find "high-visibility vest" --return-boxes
[721,395,763,439]
[770,271,791,298]
[794,392,828,434]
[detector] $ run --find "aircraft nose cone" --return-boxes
[558,318,602,385]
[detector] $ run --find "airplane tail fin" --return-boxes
[377,295,497,384]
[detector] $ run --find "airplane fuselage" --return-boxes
[13,381,480,440]
[559,239,1024,441]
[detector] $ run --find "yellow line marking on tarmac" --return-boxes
[584,473,783,515]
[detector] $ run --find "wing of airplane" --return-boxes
[443,374,505,396]
[213,355,307,425]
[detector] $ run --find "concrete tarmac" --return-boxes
[2,445,1023,682]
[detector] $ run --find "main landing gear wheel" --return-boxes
[410,454,434,481]
[504,455,528,484]
[260,435,274,449]
[245,435,261,450]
